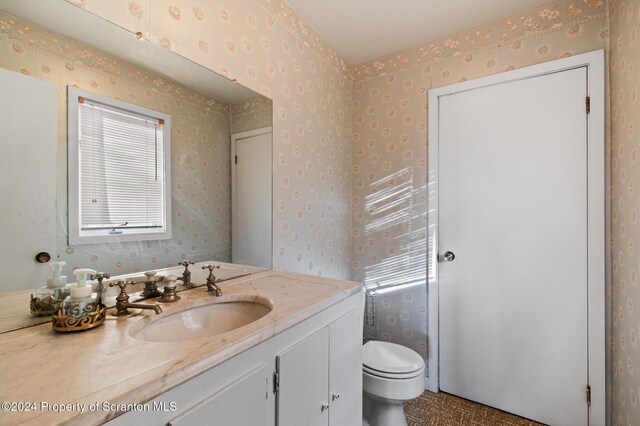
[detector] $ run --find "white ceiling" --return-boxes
[286,0,557,64]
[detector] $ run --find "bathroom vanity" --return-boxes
[0,270,363,426]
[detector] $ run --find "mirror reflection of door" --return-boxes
[0,68,57,292]
[231,128,273,269]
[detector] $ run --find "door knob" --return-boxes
[440,251,455,262]
[321,402,329,412]
[332,392,340,401]
[35,252,51,263]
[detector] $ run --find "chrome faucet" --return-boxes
[176,260,195,286]
[109,280,163,316]
[202,264,222,296]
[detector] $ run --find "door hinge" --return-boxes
[586,96,591,114]
[235,155,238,165]
[586,385,591,406]
[273,371,279,394]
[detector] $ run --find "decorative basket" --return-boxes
[51,304,107,332]
[30,294,61,316]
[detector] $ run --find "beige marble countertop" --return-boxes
[0,261,265,334]
[0,270,361,426]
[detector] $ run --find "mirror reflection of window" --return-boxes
[67,87,172,245]
[0,4,273,334]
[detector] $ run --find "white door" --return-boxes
[0,68,58,291]
[430,52,605,425]
[231,128,272,268]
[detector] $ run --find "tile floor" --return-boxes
[404,391,546,426]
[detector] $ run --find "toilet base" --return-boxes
[363,391,408,426]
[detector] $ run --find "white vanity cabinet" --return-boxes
[328,308,364,425]
[106,291,362,426]
[168,364,271,426]
[276,307,362,426]
[106,359,273,426]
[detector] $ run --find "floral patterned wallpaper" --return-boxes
[231,96,273,134]
[147,0,354,278]
[0,13,237,275]
[352,66,429,360]
[610,1,640,424]
[351,0,609,374]
[353,0,608,81]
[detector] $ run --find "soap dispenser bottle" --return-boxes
[31,261,69,316]
[46,261,69,300]
[62,268,97,318]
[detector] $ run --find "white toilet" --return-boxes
[362,340,425,426]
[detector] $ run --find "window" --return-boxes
[68,87,171,244]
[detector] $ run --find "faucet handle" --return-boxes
[158,275,180,303]
[144,270,157,281]
[90,272,111,305]
[109,279,136,294]
[177,260,195,286]
[178,260,194,269]
[90,272,111,284]
[202,264,221,272]
[108,280,136,309]
[202,265,222,296]
[163,275,178,287]
[202,264,221,280]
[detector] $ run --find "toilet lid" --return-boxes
[362,341,424,375]
[363,364,424,379]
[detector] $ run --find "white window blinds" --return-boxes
[68,87,171,244]
[78,98,166,233]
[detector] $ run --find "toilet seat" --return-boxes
[363,364,423,379]
[362,341,424,376]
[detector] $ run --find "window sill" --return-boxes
[68,229,172,246]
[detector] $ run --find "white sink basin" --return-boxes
[129,296,273,342]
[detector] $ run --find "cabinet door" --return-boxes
[169,364,270,426]
[329,308,363,426]
[276,328,330,426]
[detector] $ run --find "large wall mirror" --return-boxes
[0,0,273,332]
